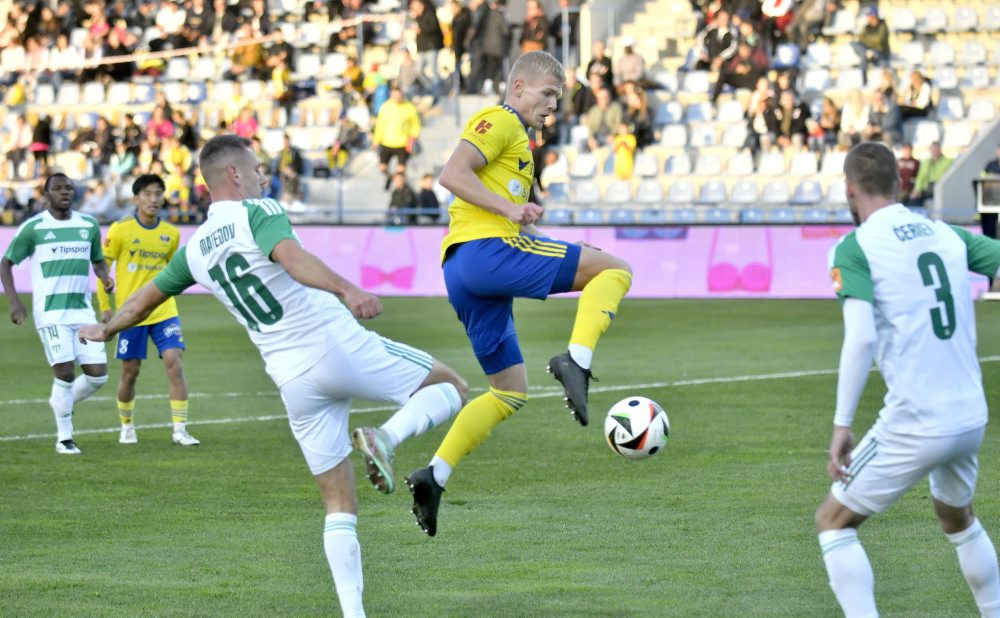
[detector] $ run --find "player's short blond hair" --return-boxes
[509,51,565,85]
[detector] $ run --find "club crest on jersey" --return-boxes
[79,230,88,240]
[474,119,493,134]
[508,179,527,200]
[128,262,138,272]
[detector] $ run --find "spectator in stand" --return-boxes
[410,0,445,100]
[711,40,767,103]
[122,113,144,156]
[612,122,637,180]
[862,89,902,147]
[450,0,473,93]
[520,0,548,54]
[839,89,869,145]
[331,0,373,56]
[0,188,28,226]
[745,75,774,117]
[387,172,418,225]
[416,173,442,222]
[474,0,512,95]
[23,35,49,78]
[586,39,614,91]
[30,114,52,172]
[231,106,259,139]
[760,0,794,55]
[108,139,137,189]
[147,106,176,144]
[135,139,158,177]
[78,180,118,222]
[745,94,774,155]
[898,70,934,120]
[875,68,895,101]
[222,81,250,128]
[155,1,188,49]
[47,33,80,89]
[326,115,364,174]
[342,55,364,92]
[90,116,116,177]
[559,70,586,145]
[694,9,737,71]
[853,5,889,84]
[227,23,266,80]
[614,38,646,93]
[78,34,103,85]
[270,58,294,126]
[247,0,273,36]
[548,0,579,67]
[623,84,654,150]
[162,135,194,181]
[808,95,841,153]
[585,87,624,152]
[765,89,810,150]
[910,141,952,206]
[786,0,831,52]
[101,29,135,82]
[266,27,297,74]
[275,133,305,205]
[181,0,216,48]
[897,143,920,205]
[372,85,422,189]
[3,115,32,180]
[172,109,199,151]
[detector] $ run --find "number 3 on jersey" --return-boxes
[208,254,284,331]
[917,251,955,340]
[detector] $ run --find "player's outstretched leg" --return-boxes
[405,466,444,537]
[351,427,396,494]
[547,352,594,426]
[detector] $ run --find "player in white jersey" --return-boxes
[79,135,469,617]
[815,143,1000,617]
[1,173,114,455]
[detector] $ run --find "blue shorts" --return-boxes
[116,316,186,360]
[443,236,581,375]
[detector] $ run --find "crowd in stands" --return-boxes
[0,0,997,226]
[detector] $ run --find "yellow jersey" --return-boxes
[441,105,535,262]
[97,215,180,325]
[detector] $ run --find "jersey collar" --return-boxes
[501,104,528,131]
[133,212,161,229]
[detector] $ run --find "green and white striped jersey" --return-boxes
[829,204,1000,436]
[154,199,364,387]
[4,210,104,328]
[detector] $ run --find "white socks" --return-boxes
[380,383,462,447]
[818,528,878,618]
[49,378,74,441]
[568,344,593,370]
[948,519,1000,618]
[323,513,365,617]
[429,456,452,487]
[72,373,108,402]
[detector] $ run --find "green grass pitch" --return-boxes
[2,295,999,616]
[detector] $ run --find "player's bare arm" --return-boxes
[439,141,542,226]
[270,238,382,319]
[92,258,114,293]
[80,282,170,343]
[0,256,26,324]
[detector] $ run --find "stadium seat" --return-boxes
[605,181,632,204]
[261,129,285,155]
[721,124,749,149]
[570,153,597,178]
[764,207,796,224]
[918,7,948,34]
[666,180,696,204]
[936,95,965,120]
[934,66,959,90]
[963,66,991,89]
[106,82,130,105]
[544,208,573,225]
[664,207,694,224]
[801,69,831,95]
[570,179,601,205]
[726,150,754,176]
[242,80,264,100]
[942,122,973,149]
[820,150,848,175]
[761,181,791,205]
[803,42,832,69]
[789,152,819,176]
[694,153,722,176]
[986,6,1000,31]
[791,180,823,205]
[324,53,349,75]
[961,41,988,66]
[639,208,667,225]
[833,44,862,68]
[890,7,917,33]
[826,181,848,206]
[659,124,688,148]
[696,181,727,205]
[948,6,978,33]
[771,43,801,71]
[716,99,745,124]
[835,68,864,91]
[801,207,830,224]
[894,41,925,68]
[162,81,184,104]
[688,123,718,147]
[298,22,323,46]
[730,180,759,204]
[569,125,590,151]
[651,69,679,93]
[681,70,711,93]
[908,120,942,148]
[968,99,997,122]
[665,153,692,175]
[56,83,81,106]
[547,182,569,202]
[165,58,189,81]
[740,208,765,224]
[927,41,956,67]
[635,179,664,203]
[832,207,854,224]
[635,152,659,177]
[34,83,54,105]
[757,151,786,176]
[704,207,736,224]
[686,101,714,123]
[655,100,684,125]
[822,9,856,37]
[576,208,604,224]
[602,154,616,175]
[608,208,635,225]
[297,53,323,79]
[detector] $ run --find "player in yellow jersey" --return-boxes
[97,174,199,446]
[403,51,633,536]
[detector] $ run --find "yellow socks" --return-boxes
[435,388,527,468]
[170,399,189,426]
[118,399,135,426]
[569,268,632,354]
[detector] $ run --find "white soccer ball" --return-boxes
[604,396,670,460]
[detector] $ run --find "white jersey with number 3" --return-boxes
[829,204,1000,436]
[154,198,364,386]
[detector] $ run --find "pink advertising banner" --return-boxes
[1,225,990,299]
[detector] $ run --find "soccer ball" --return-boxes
[604,396,669,460]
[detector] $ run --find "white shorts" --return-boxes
[37,323,107,367]
[832,420,984,517]
[279,331,433,476]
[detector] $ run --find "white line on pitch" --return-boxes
[2,356,999,443]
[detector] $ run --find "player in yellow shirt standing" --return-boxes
[97,174,199,446]
[403,51,633,536]
[372,85,422,189]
